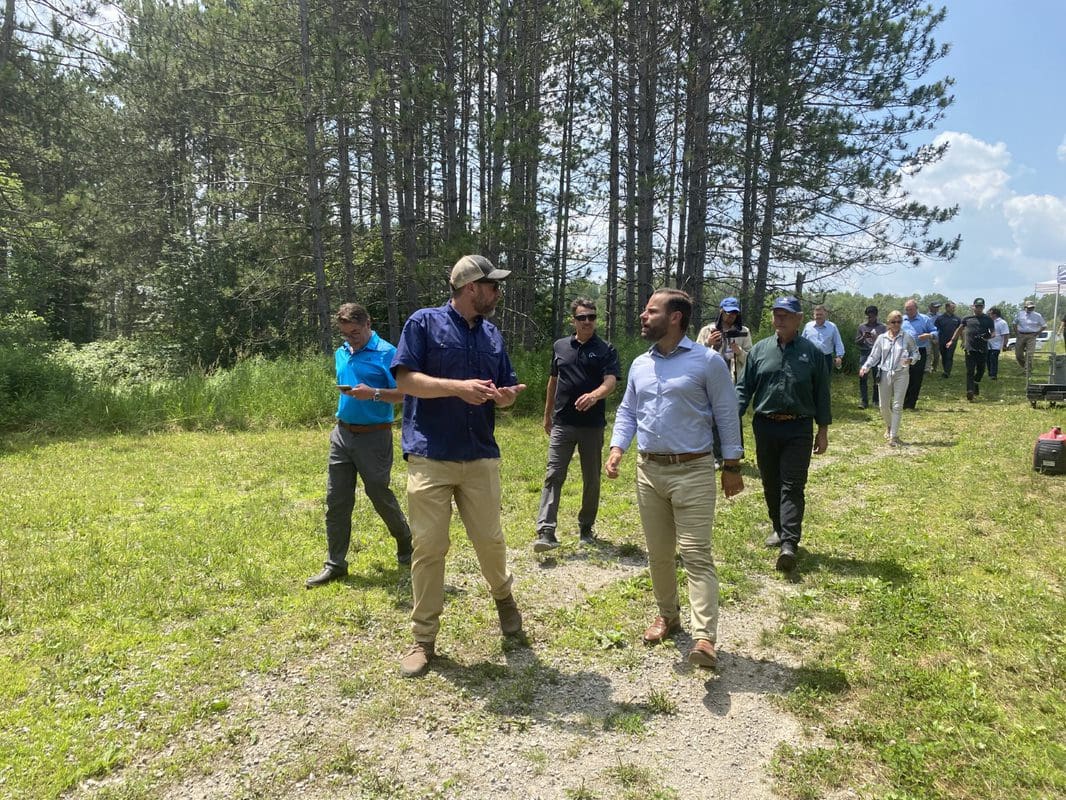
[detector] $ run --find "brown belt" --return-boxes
[756,413,808,422]
[639,451,712,465]
[338,421,394,434]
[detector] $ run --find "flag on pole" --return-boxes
[1058,264,1066,283]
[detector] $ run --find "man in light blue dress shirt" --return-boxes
[606,289,744,670]
[901,299,937,409]
[802,304,845,374]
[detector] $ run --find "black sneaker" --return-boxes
[533,530,560,553]
[579,526,596,545]
[776,541,797,572]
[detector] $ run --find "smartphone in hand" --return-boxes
[336,385,353,391]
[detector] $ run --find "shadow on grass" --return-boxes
[431,639,617,730]
[341,565,417,607]
[792,550,912,586]
[696,648,850,717]
[533,539,648,571]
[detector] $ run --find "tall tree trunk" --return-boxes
[551,43,577,338]
[624,3,638,334]
[488,0,511,265]
[331,0,355,299]
[752,38,795,331]
[606,14,621,342]
[635,0,658,316]
[0,0,15,71]
[361,4,400,338]
[681,0,711,328]
[298,0,331,355]
[396,0,421,314]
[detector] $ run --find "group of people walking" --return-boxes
[307,255,835,678]
[853,297,1049,445]
[304,253,1044,679]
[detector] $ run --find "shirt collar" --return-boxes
[343,330,380,356]
[649,335,694,358]
[446,301,483,330]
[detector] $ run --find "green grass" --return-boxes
[0,364,1064,798]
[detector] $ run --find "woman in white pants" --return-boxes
[859,310,919,446]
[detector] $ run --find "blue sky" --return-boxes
[856,1,1066,306]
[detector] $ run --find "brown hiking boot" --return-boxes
[495,593,523,636]
[399,641,434,678]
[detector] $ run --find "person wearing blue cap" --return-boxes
[736,296,832,572]
[696,297,753,383]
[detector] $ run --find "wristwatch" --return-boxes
[373,388,382,402]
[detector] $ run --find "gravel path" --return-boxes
[75,558,831,800]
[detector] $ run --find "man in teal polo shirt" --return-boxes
[306,303,412,589]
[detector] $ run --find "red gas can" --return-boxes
[1033,427,1066,474]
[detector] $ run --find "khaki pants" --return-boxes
[635,454,719,642]
[407,456,513,642]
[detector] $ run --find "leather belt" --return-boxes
[338,422,394,434]
[639,451,712,465]
[756,413,808,422]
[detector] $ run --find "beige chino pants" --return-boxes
[635,454,719,643]
[407,456,514,642]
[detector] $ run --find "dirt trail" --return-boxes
[74,559,833,800]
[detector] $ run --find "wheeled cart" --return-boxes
[1026,352,1066,408]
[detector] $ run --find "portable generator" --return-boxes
[1033,427,1066,474]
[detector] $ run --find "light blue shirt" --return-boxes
[610,337,743,460]
[802,320,845,357]
[901,311,937,350]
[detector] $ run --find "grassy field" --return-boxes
[1,364,1064,799]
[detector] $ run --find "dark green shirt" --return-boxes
[736,334,832,426]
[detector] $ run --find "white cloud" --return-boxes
[858,132,1066,302]
[1057,135,1066,163]
[904,131,1011,211]
[1001,195,1066,260]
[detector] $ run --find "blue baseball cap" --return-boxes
[719,296,741,312]
[771,296,802,313]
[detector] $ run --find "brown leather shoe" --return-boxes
[495,593,523,636]
[688,638,717,668]
[642,615,681,645]
[399,641,435,678]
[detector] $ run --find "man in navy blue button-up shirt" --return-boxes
[391,255,527,678]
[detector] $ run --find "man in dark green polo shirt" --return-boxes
[736,296,832,572]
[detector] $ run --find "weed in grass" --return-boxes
[615,541,644,558]
[522,746,549,775]
[337,675,370,699]
[645,689,678,715]
[607,760,652,787]
[603,704,646,734]
[771,742,852,800]
[563,781,600,800]
[594,628,628,649]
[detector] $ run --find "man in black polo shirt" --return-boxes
[934,301,962,378]
[948,297,995,402]
[534,297,622,551]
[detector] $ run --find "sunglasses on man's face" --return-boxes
[574,313,597,322]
